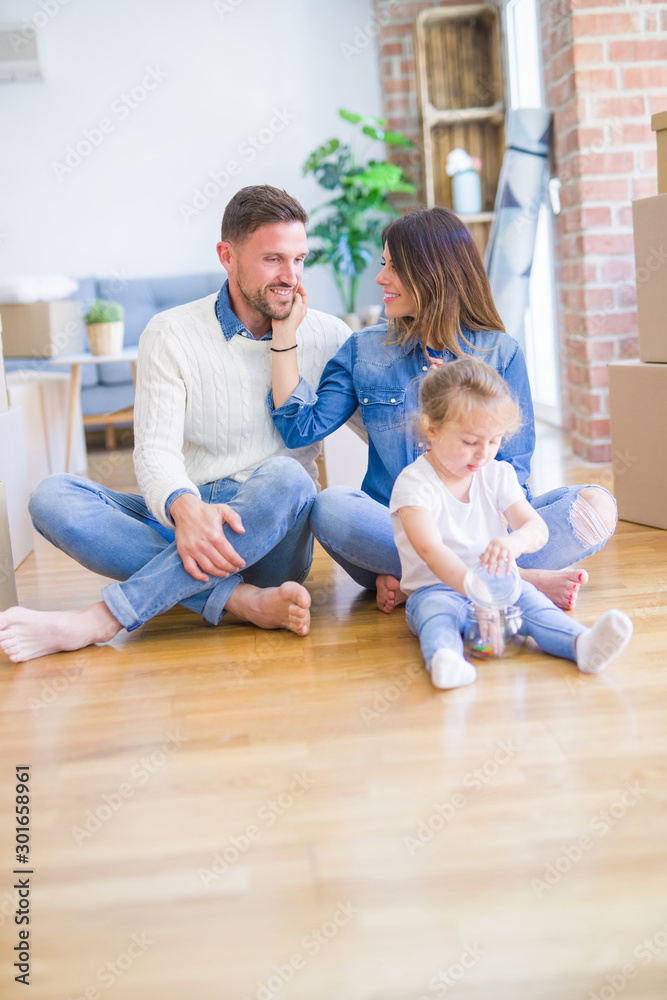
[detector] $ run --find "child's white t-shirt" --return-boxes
[389,455,525,596]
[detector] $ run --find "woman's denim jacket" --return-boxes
[270,324,535,508]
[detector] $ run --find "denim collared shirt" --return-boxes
[215,279,273,341]
[270,323,536,507]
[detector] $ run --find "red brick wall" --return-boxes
[373,0,666,461]
[541,0,665,460]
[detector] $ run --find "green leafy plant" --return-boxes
[303,108,415,315]
[83,299,124,324]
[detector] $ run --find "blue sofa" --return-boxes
[5,272,223,420]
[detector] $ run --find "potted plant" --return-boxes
[83,299,125,356]
[303,109,415,327]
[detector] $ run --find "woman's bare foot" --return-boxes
[376,574,407,614]
[520,567,589,610]
[0,602,122,664]
[225,581,311,635]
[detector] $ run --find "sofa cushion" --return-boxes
[81,381,135,418]
[96,278,158,348]
[147,273,224,312]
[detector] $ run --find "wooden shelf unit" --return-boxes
[414,3,505,255]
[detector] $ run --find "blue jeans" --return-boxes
[28,457,316,630]
[309,484,617,590]
[405,580,586,667]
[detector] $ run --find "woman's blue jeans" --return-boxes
[309,484,617,591]
[28,457,316,630]
[405,580,586,668]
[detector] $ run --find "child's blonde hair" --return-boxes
[420,357,522,438]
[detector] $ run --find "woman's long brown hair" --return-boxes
[382,206,505,356]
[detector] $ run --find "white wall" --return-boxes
[0,0,387,317]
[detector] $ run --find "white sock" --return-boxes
[576,609,633,674]
[429,649,477,690]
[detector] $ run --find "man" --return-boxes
[0,186,352,663]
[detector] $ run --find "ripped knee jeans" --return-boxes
[516,484,617,571]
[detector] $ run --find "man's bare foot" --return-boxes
[225,581,311,635]
[376,574,407,614]
[0,602,122,664]
[520,567,589,610]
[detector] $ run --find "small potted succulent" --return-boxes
[83,299,125,356]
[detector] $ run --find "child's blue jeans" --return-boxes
[405,579,587,669]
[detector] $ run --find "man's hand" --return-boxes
[170,492,245,582]
[271,282,308,347]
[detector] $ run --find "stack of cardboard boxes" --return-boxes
[608,111,667,530]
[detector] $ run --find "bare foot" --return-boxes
[520,567,589,610]
[225,581,311,636]
[0,603,122,664]
[376,574,407,614]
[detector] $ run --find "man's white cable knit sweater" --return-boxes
[133,293,351,528]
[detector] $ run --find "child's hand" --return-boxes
[475,605,505,657]
[479,536,516,577]
[272,282,308,343]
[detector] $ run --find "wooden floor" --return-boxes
[1,428,667,999]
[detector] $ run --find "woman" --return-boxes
[269,206,617,612]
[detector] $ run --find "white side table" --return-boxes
[49,348,139,473]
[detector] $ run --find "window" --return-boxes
[504,0,561,424]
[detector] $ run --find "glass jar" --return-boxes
[463,604,526,660]
[463,561,522,611]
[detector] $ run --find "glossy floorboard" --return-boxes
[0,433,666,1000]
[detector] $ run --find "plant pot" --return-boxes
[452,170,482,215]
[87,321,124,356]
[341,313,361,331]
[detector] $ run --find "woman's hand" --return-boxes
[271,283,307,408]
[272,282,308,348]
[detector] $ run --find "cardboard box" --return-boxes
[6,370,87,487]
[609,360,667,530]
[6,377,50,493]
[0,408,33,567]
[0,320,8,413]
[652,110,667,196]
[631,193,667,363]
[0,482,19,610]
[0,299,84,358]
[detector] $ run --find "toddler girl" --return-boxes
[389,358,633,690]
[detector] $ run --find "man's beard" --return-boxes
[237,275,295,320]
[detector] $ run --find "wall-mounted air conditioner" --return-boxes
[0,26,43,82]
